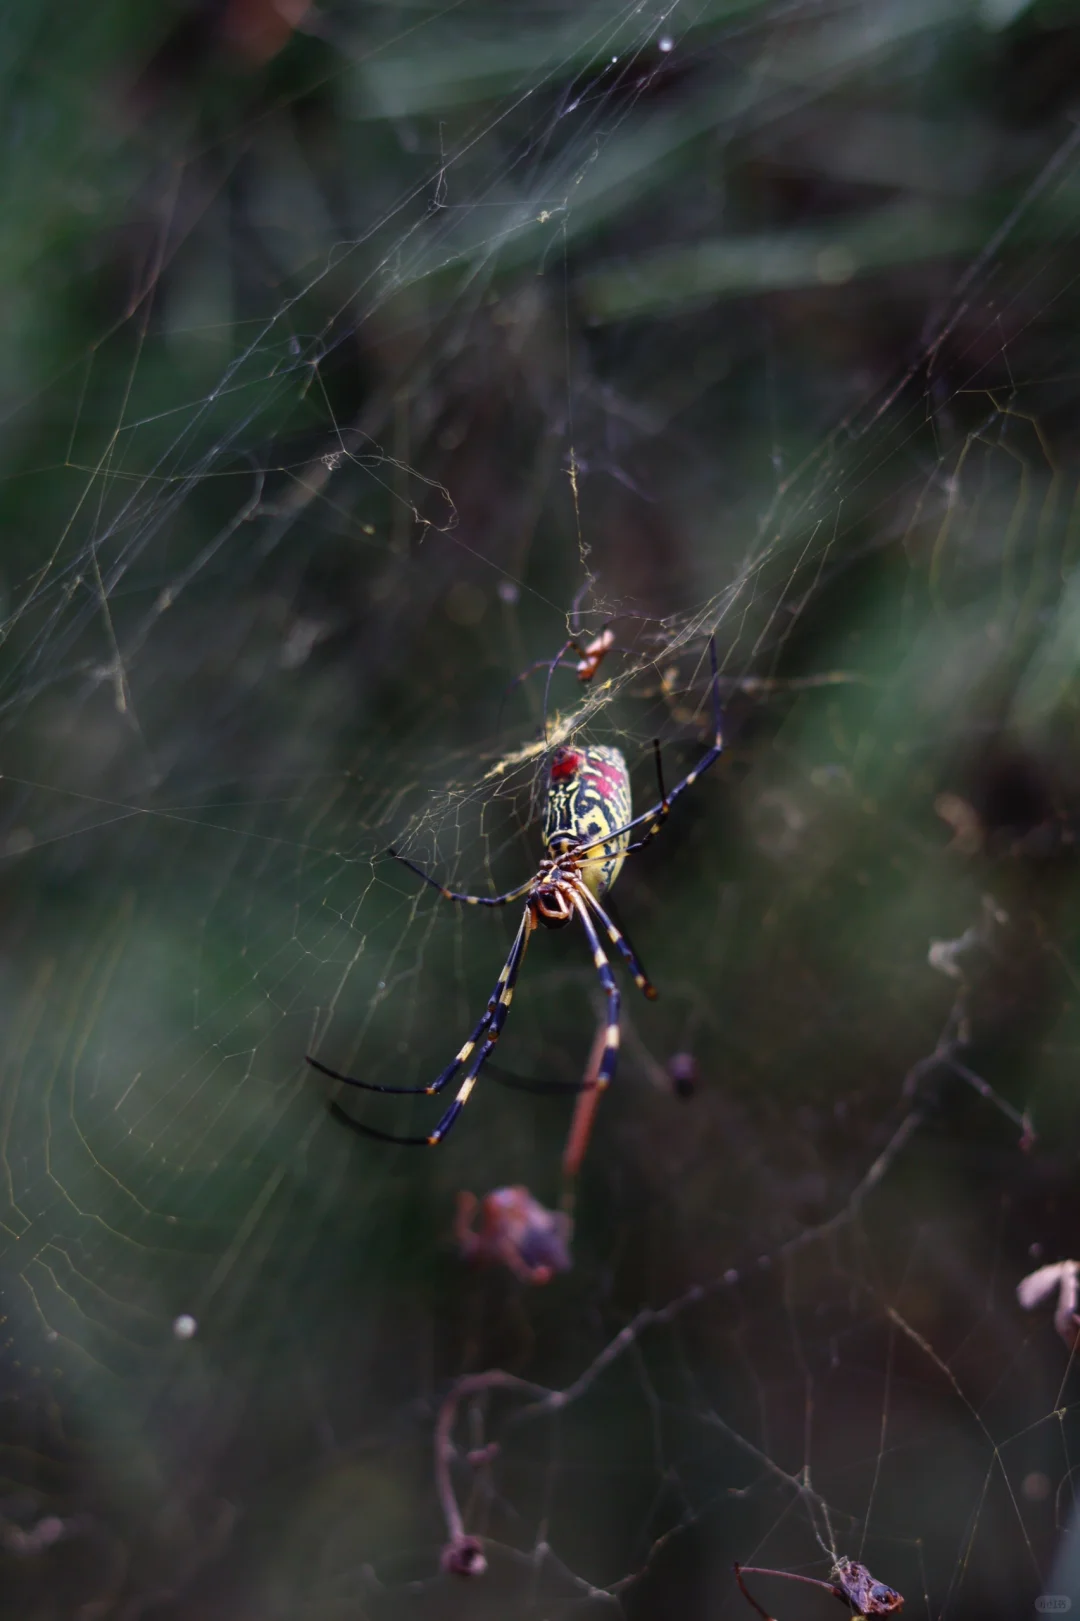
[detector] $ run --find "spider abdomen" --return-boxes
[543,744,631,898]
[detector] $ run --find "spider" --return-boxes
[306,637,722,1145]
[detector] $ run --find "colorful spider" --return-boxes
[307,637,722,1145]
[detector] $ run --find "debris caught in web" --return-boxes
[1017,1259,1080,1350]
[455,1186,572,1284]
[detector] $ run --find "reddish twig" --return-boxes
[561,1017,608,1196]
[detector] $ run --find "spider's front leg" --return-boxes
[387,847,534,908]
[578,635,724,859]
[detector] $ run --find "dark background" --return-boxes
[2,1,1080,1616]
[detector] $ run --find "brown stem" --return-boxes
[561,1018,608,1197]
[736,1563,845,1603]
[434,1369,549,1573]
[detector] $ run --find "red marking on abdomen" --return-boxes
[550,747,584,782]
[584,758,625,802]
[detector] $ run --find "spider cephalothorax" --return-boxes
[532,869,576,928]
[307,639,723,1145]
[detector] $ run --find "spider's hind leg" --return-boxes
[571,892,622,1093]
[424,909,537,1143]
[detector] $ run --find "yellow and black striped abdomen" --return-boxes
[543,745,632,898]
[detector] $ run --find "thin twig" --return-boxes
[734,1562,778,1621]
[560,1017,608,1209]
[735,1563,845,1620]
[434,1370,550,1573]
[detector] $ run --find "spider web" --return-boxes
[1,1,1080,1617]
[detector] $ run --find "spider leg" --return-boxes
[497,642,580,732]
[310,905,533,1097]
[308,1020,481,1096]
[539,638,584,736]
[487,1062,596,1096]
[622,737,670,853]
[388,848,534,907]
[511,648,579,687]
[308,1053,445,1095]
[575,882,657,1000]
[331,907,536,1146]
[423,910,540,1142]
[329,1099,431,1144]
[571,891,621,1093]
[577,635,723,857]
